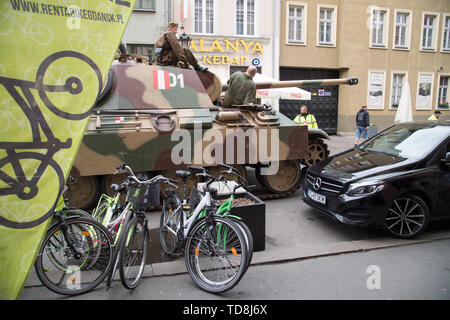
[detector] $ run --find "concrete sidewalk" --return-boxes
[23,134,450,288]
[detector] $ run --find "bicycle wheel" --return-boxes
[106,247,121,288]
[34,217,113,295]
[184,216,248,293]
[63,208,93,220]
[230,218,253,273]
[119,214,149,289]
[159,196,181,255]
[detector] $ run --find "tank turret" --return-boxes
[67,59,358,208]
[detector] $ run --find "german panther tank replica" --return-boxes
[67,56,358,208]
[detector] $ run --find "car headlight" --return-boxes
[346,181,384,196]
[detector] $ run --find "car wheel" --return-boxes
[384,194,430,239]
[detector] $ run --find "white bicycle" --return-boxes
[159,165,252,293]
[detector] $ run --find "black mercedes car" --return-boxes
[302,122,450,239]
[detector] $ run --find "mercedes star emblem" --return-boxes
[314,177,322,191]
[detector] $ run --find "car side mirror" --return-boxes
[440,152,450,169]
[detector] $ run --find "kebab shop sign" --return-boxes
[190,39,264,65]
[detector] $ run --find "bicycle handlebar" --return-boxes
[189,163,255,195]
[218,163,252,191]
[187,165,209,174]
[115,163,178,188]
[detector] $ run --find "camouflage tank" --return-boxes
[67,57,358,208]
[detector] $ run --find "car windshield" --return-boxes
[359,124,450,159]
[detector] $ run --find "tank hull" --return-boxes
[74,108,309,175]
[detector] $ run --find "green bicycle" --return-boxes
[95,163,175,289]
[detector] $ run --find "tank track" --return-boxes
[253,175,303,200]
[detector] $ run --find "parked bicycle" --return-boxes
[34,193,113,295]
[159,165,252,293]
[96,163,175,290]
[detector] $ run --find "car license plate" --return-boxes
[308,189,326,205]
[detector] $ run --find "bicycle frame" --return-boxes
[109,202,133,246]
[168,191,211,239]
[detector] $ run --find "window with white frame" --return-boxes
[438,75,449,108]
[442,15,450,52]
[194,0,215,34]
[287,2,307,44]
[421,12,439,51]
[134,0,155,10]
[317,5,337,46]
[390,73,406,109]
[236,0,256,36]
[393,10,411,49]
[370,8,389,48]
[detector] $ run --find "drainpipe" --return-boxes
[272,0,279,80]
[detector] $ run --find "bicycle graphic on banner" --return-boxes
[0,51,102,229]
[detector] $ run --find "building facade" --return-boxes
[171,0,280,82]
[281,0,450,134]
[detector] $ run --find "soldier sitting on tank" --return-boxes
[152,22,208,72]
[293,104,318,129]
[222,66,257,107]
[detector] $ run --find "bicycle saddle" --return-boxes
[176,170,191,179]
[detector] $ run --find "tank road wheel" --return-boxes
[304,138,330,167]
[66,175,100,209]
[160,170,198,199]
[256,160,301,194]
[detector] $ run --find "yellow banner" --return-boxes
[0,0,135,299]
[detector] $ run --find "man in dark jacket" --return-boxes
[153,22,207,72]
[355,105,370,147]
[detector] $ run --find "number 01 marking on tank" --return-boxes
[153,70,185,90]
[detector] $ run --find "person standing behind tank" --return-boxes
[293,105,318,129]
[153,22,208,72]
[428,110,441,120]
[222,66,257,107]
[354,105,370,147]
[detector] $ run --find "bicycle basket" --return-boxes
[127,182,161,210]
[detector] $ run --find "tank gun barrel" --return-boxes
[255,77,358,89]
[222,77,358,91]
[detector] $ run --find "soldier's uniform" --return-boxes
[222,71,256,107]
[153,23,207,72]
[154,31,198,68]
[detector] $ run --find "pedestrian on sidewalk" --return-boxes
[354,105,370,147]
